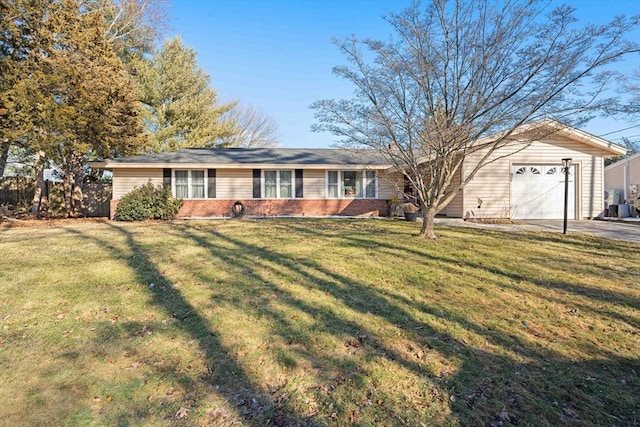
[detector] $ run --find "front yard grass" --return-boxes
[0,219,638,426]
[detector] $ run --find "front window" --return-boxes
[365,171,376,198]
[263,170,294,199]
[264,171,277,198]
[342,171,362,198]
[173,170,206,199]
[191,170,205,198]
[279,170,292,198]
[327,170,377,199]
[174,170,189,199]
[328,171,339,198]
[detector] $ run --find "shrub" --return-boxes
[115,182,182,221]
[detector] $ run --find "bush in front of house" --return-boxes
[115,182,182,221]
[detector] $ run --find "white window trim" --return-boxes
[262,170,295,199]
[172,169,207,199]
[326,170,378,199]
[365,170,378,199]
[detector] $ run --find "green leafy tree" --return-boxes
[137,37,237,152]
[312,0,640,238]
[1,0,147,215]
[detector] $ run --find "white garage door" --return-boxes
[512,165,575,219]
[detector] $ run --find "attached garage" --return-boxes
[511,164,575,219]
[452,119,627,220]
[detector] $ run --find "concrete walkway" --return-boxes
[433,218,640,243]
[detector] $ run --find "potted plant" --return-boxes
[387,197,403,217]
[402,202,421,221]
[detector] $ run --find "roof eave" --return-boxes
[91,161,394,170]
[474,118,627,156]
[604,151,640,171]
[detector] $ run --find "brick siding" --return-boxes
[110,198,389,219]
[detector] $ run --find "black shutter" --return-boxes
[207,169,216,198]
[163,168,171,189]
[252,169,261,198]
[295,169,303,198]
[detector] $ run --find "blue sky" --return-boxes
[169,0,640,148]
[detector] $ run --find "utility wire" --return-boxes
[598,124,640,137]
[611,133,640,141]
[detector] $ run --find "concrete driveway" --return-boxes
[433,218,640,243]
[522,219,640,243]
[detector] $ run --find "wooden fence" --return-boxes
[0,181,112,217]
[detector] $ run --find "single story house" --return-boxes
[93,148,400,219]
[604,152,640,205]
[92,119,625,220]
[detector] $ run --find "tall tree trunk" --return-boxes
[30,150,46,216]
[419,205,438,239]
[71,156,85,216]
[0,141,10,178]
[63,167,73,217]
[72,184,84,216]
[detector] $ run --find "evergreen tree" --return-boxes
[1,0,146,215]
[46,0,146,214]
[136,37,236,152]
[0,0,53,178]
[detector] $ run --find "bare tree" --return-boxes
[619,67,640,121]
[312,0,639,238]
[219,104,281,148]
[89,0,169,58]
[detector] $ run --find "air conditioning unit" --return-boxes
[618,203,631,218]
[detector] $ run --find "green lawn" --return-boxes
[0,219,638,426]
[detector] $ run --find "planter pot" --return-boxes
[404,211,422,221]
[388,202,404,218]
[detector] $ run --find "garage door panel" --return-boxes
[512,164,575,219]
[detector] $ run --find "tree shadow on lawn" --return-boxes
[284,221,640,322]
[54,220,639,425]
[168,221,639,425]
[66,222,317,426]
[471,226,640,259]
[325,223,640,355]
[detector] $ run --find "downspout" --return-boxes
[624,163,628,202]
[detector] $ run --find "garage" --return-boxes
[512,164,575,219]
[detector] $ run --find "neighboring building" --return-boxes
[604,152,640,205]
[92,120,625,220]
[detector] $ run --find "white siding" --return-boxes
[378,171,403,199]
[630,158,640,189]
[110,167,424,203]
[463,136,607,219]
[216,169,253,199]
[112,168,163,200]
[304,169,325,198]
[444,167,464,217]
[605,165,625,191]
